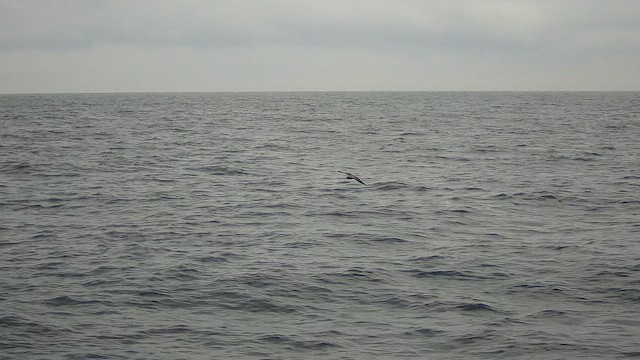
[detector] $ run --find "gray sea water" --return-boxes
[1,91,639,359]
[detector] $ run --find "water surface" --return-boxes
[1,92,639,359]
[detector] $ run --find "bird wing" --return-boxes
[338,170,367,185]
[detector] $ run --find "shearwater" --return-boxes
[338,170,367,185]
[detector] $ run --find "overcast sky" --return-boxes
[1,0,639,93]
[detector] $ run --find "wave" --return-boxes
[257,334,342,350]
[372,181,411,191]
[371,236,411,243]
[454,302,497,312]
[190,165,247,175]
[1,162,37,174]
[0,314,79,336]
[410,255,446,262]
[435,208,474,214]
[195,256,229,263]
[220,297,304,314]
[525,309,574,319]
[45,295,112,307]
[403,269,488,280]
[324,268,383,282]
[323,232,412,244]
[404,328,446,336]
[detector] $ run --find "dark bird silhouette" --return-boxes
[338,171,367,185]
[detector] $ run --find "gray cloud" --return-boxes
[1,0,639,92]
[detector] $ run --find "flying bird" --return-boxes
[338,171,367,185]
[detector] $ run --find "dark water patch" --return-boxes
[593,270,631,278]
[34,261,66,270]
[266,283,335,302]
[455,302,497,312]
[195,255,229,263]
[147,194,185,201]
[43,195,91,203]
[222,298,302,314]
[403,269,487,280]
[92,332,147,345]
[484,232,505,238]
[372,182,411,191]
[604,318,640,327]
[324,232,373,240]
[46,271,88,279]
[262,202,302,209]
[283,241,318,249]
[526,309,571,319]
[487,317,526,326]
[568,156,597,162]
[17,203,64,211]
[487,272,510,279]
[582,151,603,156]
[254,143,291,151]
[235,274,284,289]
[463,187,484,191]
[151,178,177,183]
[602,288,640,302]
[45,295,111,307]
[436,208,474,214]
[0,315,78,336]
[161,266,202,281]
[144,324,193,335]
[538,193,559,200]
[241,210,293,218]
[507,281,558,292]
[87,265,119,276]
[375,296,416,308]
[453,333,495,345]
[82,279,123,288]
[473,146,502,153]
[405,328,446,336]
[136,289,171,298]
[492,193,511,199]
[1,162,37,174]
[0,240,23,248]
[492,191,565,202]
[258,334,341,350]
[74,353,112,359]
[322,268,384,283]
[124,295,212,310]
[619,199,640,205]
[39,171,83,178]
[191,165,247,175]
[399,131,427,136]
[371,236,410,244]
[541,245,576,251]
[310,210,360,218]
[410,255,446,263]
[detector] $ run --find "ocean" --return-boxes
[1,91,639,359]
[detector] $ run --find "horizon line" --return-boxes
[2,89,638,96]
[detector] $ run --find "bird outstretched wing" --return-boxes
[338,170,367,185]
[353,176,366,185]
